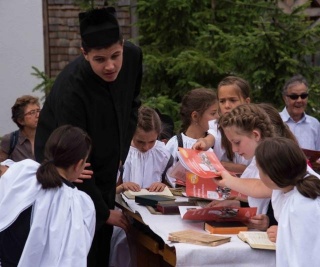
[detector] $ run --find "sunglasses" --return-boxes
[286,93,309,100]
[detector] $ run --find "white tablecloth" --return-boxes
[122,195,276,267]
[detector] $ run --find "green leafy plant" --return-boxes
[31,66,55,100]
[137,0,320,118]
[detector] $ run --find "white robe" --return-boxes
[0,159,95,267]
[123,140,171,188]
[271,166,320,267]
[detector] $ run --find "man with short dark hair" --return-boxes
[35,7,142,266]
[280,74,320,151]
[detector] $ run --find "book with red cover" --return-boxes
[176,148,244,200]
[185,172,245,200]
[179,206,257,222]
[177,148,225,178]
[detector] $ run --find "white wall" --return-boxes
[0,0,44,136]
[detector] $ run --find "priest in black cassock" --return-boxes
[35,7,142,267]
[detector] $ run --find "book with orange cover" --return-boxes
[179,206,257,222]
[177,148,225,178]
[176,147,245,200]
[204,221,248,235]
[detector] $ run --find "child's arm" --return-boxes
[221,161,247,174]
[213,171,272,198]
[192,134,215,150]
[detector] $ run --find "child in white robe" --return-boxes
[165,88,219,187]
[0,125,95,267]
[110,106,173,267]
[209,104,276,215]
[255,137,320,267]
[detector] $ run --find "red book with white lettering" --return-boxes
[176,148,245,200]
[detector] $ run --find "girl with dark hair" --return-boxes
[166,88,218,187]
[0,125,95,267]
[256,137,320,267]
[193,76,251,174]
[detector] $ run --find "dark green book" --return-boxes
[135,195,176,207]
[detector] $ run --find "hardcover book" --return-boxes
[237,231,276,250]
[168,229,231,247]
[135,195,176,207]
[175,148,245,200]
[156,201,195,215]
[204,221,248,235]
[123,186,174,199]
[179,206,257,222]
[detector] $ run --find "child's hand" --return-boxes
[148,182,166,192]
[205,199,240,208]
[212,170,233,187]
[192,139,207,150]
[266,225,278,242]
[248,214,270,231]
[122,182,141,192]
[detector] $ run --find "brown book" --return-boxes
[204,221,248,234]
[168,229,231,247]
[156,201,195,214]
[237,231,276,250]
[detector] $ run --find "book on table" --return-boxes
[237,231,276,250]
[135,194,176,207]
[174,147,245,200]
[179,205,257,222]
[123,186,174,199]
[168,229,231,247]
[204,221,248,235]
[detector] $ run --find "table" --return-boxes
[116,194,276,267]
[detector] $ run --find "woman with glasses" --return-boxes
[280,74,320,151]
[0,95,41,162]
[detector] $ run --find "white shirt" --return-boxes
[280,107,320,150]
[241,157,270,214]
[272,167,320,266]
[0,159,95,267]
[166,133,207,187]
[208,119,249,165]
[123,140,171,188]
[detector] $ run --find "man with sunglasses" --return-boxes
[280,74,320,151]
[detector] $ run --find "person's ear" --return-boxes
[245,97,251,104]
[17,117,25,126]
[191,111,199,123]
[74,159,85,172]
[252,129,261,142]
[81,47,89,60]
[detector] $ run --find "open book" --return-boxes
[177,147,225,178]
[179,206,257,222]
[168,229,231,247]
[123,186,174,199]
[238,231,276,250]
[173,147,245,200]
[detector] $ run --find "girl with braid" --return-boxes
[255,137,320,267]
[207,104,275,217]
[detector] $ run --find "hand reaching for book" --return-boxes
[205,199,240,208]
[212,170,235,187]
[248,214,270,231]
